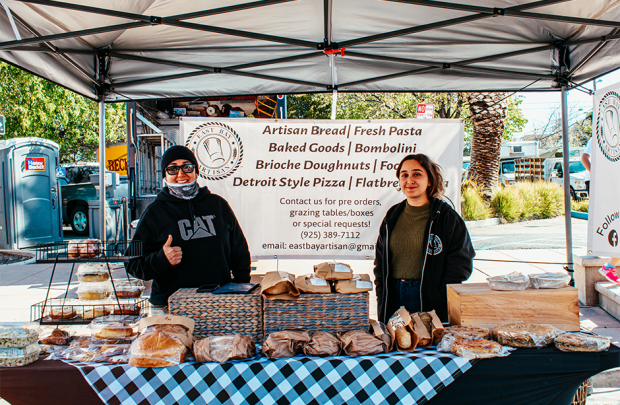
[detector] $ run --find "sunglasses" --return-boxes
[165,164,196,175]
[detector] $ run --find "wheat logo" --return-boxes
[596,91,620,162]
[186,122,243,180]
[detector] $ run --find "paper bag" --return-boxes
[303,331,342,357]
[295,274,332,294]
[314,261,353,281]
[334,274,373,294]
[338,329,385,356]
[387,307,419,352]
[262,329,311,358]
[260,271,300,300]
[370,319,393,353]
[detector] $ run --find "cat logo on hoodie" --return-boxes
[178,215,217,240]
[186,122,243,181]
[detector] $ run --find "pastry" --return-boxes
[129,329,187,367]
[452,339,503,359]
[492,323,555,348]
[95,321,134,339]
[112,305,140,316]
[441,325,491,340]
[82,308,110,320]
[78,291,110,300]
[77,263,109,282]
[79,239,101,258]
[50,306,76,320]
[554,333,611,352]
[40,329,70,345]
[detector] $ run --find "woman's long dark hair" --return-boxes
[396,154,445,198]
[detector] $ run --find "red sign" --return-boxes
[24,157,46,171]
[416,104,435,119]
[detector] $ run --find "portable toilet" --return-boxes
[0,137,63,249]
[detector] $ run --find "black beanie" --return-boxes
[161,145,198,177]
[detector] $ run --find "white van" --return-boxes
[543,158,589,199]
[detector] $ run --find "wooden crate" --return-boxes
[263,293,369,338]
[447,283,580,331]
[169,288,263,343]
[515,157,545,182]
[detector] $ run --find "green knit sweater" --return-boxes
[389,202,431,280]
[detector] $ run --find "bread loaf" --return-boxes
[129,329,187,367]
[395,327,411,349]
[452,339,504,359]
[554,333,611,352]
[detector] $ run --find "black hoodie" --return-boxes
[126,187,251,305]
[373,197,475,323]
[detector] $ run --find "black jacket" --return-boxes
[126,187,251,305]
[373,197,475,323]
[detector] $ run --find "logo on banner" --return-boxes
[186,122,243,180]
[596,91,620,162]
[610,230,619,247]
[427,234,443,255]
[24,157,45,171]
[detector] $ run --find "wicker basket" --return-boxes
[571,378,591,405]
[168,288,263,343]
[263,293,369,338]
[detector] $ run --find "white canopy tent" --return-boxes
[2,0,619,272]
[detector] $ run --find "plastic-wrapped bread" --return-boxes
[487,272,529,291]
[529,272,571,289]
[303,331,342,357]
[129,328,187,367]
[436,325,491,352]
[554,333,611,352]
[194,335,256,363]
[452,339,510,360]
[492,323,558,348]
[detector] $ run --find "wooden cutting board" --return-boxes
[447,283,580,331]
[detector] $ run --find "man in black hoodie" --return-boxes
[126,145,251,306]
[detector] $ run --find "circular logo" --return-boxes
[609,230,619,247]
[427,234,443,256]
[186,122,243,180]
[596,91,620,162]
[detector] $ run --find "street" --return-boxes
[469,216,589,252]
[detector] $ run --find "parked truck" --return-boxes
[498,141,540,186]
[543,158,589,199]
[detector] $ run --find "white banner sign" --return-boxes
[589,84,620,258]
[181,118,464,259]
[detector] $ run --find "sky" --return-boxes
[514,69,620,140]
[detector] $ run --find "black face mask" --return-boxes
[165,180,199,200]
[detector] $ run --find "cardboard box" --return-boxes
[447,283,580,331]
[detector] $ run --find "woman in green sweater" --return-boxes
[373,154,474,322]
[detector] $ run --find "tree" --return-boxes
[0,62,126,163]
[466,92,512,194]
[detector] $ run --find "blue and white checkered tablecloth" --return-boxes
[67,349,472,405]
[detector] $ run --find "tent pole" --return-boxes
[560,84,574,281]
[99,100,106,242]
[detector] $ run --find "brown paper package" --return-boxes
[295,275,332,294]
[262,329,311,358]
[334,274,373,294]
[303,331,342,357]
[314,262,353,281]
[193,335,256,363]
[260,271,300,300]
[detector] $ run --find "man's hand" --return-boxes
[163,235,182,265]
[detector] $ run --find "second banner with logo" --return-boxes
[181,118,464,259]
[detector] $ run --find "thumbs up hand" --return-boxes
[163,235,182,266]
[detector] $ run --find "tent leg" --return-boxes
[561,85,574,281]
[99,100,106,241]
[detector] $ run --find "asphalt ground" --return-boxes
[469,216,589,252]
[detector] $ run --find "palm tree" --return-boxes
[466,92,510,195]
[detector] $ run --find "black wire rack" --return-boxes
[34,240,142,263]
[31,298,148,325]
